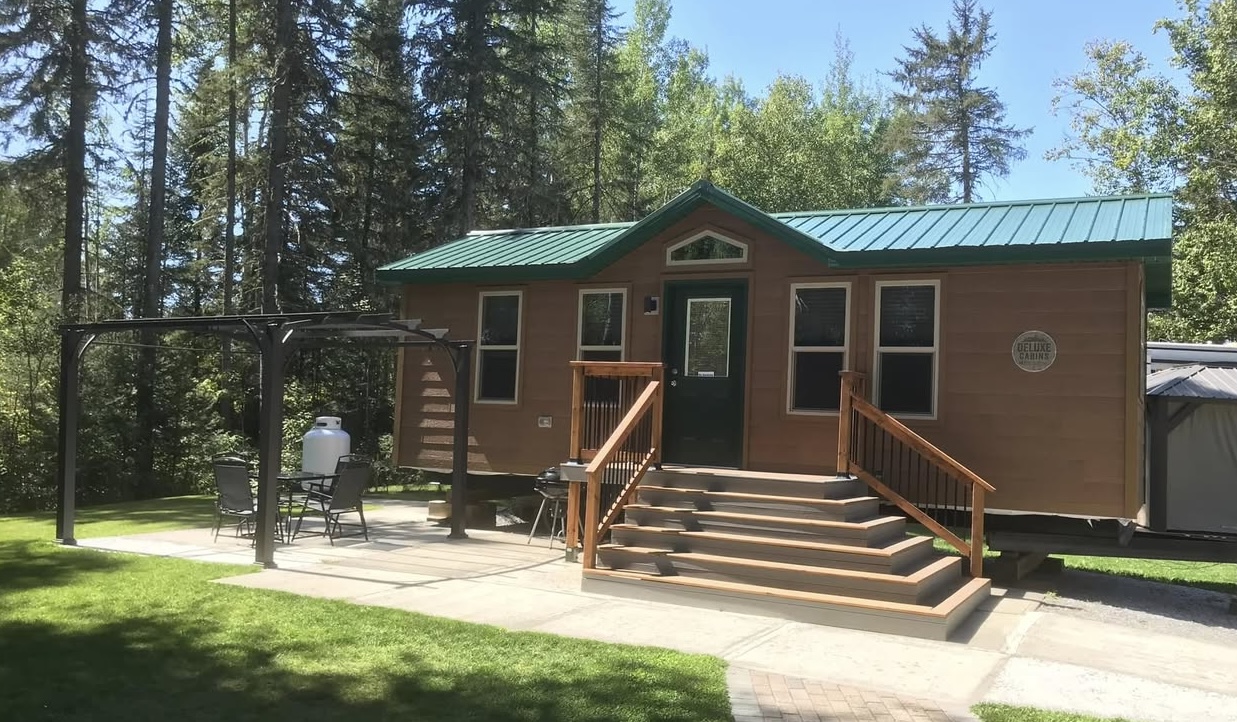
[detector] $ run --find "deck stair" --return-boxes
[581,466,990,640]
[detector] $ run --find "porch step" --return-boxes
[577,466,990,640]
[622,504,906,546]
[609,524,935,574]
[642,468,867,499]
[596,545,964,604]
[582,568,992,641]
[637,485,881,522]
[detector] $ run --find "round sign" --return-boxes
[1012,331,1056,373]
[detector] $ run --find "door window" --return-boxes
[685,298,732,378]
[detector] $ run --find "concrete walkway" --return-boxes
[80,499,1237,722]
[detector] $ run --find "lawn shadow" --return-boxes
[0,613,730,722]
[0,540,130,595]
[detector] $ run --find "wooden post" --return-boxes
[837,371,859,476]
[565,480,581,560]
[582,471,601,569]
[651,365,664,468]
[970,486,986,578]
[570,363,585,463]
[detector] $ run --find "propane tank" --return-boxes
[301,416,350,476]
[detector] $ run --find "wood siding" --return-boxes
[396,206,1141,518]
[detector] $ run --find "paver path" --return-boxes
[728,667,979,722]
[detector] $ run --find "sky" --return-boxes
[611,0,1185,202]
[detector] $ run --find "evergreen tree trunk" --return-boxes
[590,10,602,223]
[525,7,539,228]
[263,0,294,313]
[221,0,238,423]
[359,136,377,301]
[135,0,173,496]
[63,0,89,321]
[460,2,485,234]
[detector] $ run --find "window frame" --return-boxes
[665,230,749,267]
[873,279,941,420]
[786,281,851,416]
[474,290,523,405]
[577,287,627,361]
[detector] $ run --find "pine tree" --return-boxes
[887,0,1028,203]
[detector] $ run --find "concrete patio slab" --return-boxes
[530,597,785,656]
[1016,614,1237,696]
[218,568,405,600]
[355,579,610,630]
[984,657,1237,722]
[727,621,1006,705]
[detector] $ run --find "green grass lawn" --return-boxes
[973,703,1130,722]
[1056,554,1236,596]
[912,525,1235,596]
[3,495,218,540]
[0,502,730,722]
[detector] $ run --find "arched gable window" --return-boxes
[665,231,748,266]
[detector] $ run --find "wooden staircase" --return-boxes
[580,467,991,640]
[566,364,994,642]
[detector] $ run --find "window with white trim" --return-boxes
[476,291,522,403]
[578,289,625,362]
[788,283,849,413]
[874,281,939,416]
[666,231,748,266]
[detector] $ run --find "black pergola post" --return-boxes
[449,342,472,540]
[56,330,85,545]
[253,322,287,567]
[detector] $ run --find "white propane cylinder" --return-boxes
[301,416,350,477]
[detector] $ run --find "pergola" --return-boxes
[55,311,474,567]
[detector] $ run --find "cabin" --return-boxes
[377,181,1174,638]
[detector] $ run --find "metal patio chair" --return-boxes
[212,456,257,543]
[293,455,371,544]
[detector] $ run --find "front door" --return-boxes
[662,279,748,467]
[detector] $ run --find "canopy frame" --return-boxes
[56,311,473,567]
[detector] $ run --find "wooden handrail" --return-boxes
[851,466,968,555]
[585,381,661,475]
[596,448,657,538]
[570,360,662,377]
[839,373,993,577]
[850,396,996,493]
[581,379,662,570]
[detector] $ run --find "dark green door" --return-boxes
[662,280,748,467]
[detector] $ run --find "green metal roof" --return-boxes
[378,182,1175,306]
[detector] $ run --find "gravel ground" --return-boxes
[1024,567,1237,645]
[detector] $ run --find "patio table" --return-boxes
[278,471,339,542]
[249,471,340,543]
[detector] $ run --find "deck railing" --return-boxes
[838,371,994,577]
[567,361,664,569]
